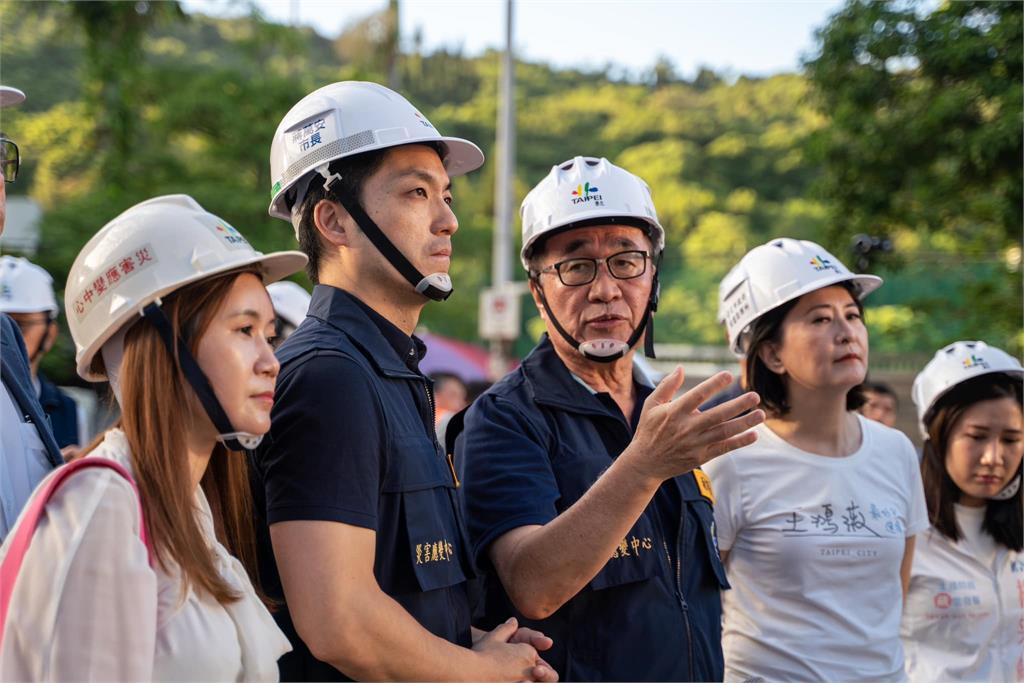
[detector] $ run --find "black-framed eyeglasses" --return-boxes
[536,249,650,286]
[1,138,19,183]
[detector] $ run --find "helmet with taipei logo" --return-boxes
[719,238,883,355]
[519,156,664,269]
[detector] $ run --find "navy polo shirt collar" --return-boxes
[521,335,632,420]
[307,284,424,378]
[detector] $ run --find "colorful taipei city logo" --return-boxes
[809,255,837,272]
[570,182,604,206]
[962,354,990,370]
[215,223,249,247]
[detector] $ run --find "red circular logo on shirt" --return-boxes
[933,592,952,609]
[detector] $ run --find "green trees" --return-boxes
[806,0,1022,354]
[1,0,1019,385]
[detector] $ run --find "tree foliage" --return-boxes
[1,1,1019,384]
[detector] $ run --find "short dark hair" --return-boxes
[430,371,467,391]
[743,281,865,416]
[862,381,897,400]
[920,373,1023,551]
[293,142,445,283]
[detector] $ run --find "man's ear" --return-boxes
[757,340,786,376]
[42,321,59,355]
[313,198,354,248]
[527,278,549,323]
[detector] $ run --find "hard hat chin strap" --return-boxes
[140,302,263,451]
[532,269,659,364]
[317,165,453,302]
[988,465,1022,501]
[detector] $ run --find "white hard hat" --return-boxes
[266,280,311,328]
[912,340,1024,436]
[67,194,307,381]
[0,86,25,108]
[519,156,664,269]
[268,81,484,226]
[719,237,883,355]
[0,256,59,316]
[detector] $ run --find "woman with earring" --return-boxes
[703,238,929,682]
[0,195,306,681]
[902,341,1023,682]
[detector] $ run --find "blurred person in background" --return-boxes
[0,84,62,540]
[0,195,306,680]
[432,371,468,447]
[859,380,899,428]
[267,280,311,346]
[0,256,84,451]
[704,238,928,682]
[457,156,763,681]
[901,341,1023,682]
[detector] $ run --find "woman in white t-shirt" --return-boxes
[704,238,929,683]
[901,341,1023,682]
[0,196,307,681]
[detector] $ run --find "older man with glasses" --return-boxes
[0,85,62,540]
[454,157,765,681]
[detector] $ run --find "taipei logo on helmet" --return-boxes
[809,255,838,273]
[213,223,251,249]
[962,354,990,370]
[413,111,434,129]
[570,182,604,206]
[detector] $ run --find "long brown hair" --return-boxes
[921,373,1023,551]
[90,267,263,604]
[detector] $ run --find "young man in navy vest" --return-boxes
[252,82,557,682]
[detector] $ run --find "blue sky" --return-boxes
[181,0,847,78]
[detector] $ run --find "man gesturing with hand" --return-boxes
[456,157,764,682]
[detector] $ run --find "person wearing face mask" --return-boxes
[702,238,929,682]
[901,341,1023,682]
[0,256,84,450]
[0,84,62,540]
[253,81,557,682]
[0,195,306,680]
[455,156,765,681]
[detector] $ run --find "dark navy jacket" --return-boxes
[457,336,728,682]
[1,315,61,468]
[37,373,80,449]
[251,286,474,681]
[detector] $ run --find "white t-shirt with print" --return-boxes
[703,414,929,683]
[902,504,1024,682]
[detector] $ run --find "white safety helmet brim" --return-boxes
[266,280,312,329]
[729,272,882,354]
[0,256,60,316]
[519,156,664,270]
[78,251,305,382]
[267,81,484,222]
[0,86,26,108]
[912,340,1024,438]
[68,194,306,382]
[720,238,882,355]
[269,135,483,221]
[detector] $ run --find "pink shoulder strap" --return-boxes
[0,457,150,649]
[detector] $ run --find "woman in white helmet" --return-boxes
[702,238,929,682]
[901,341,1023,682]
[0,195,306,681]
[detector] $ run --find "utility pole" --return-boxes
[485,0,517,380]
[386,0,401,90]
